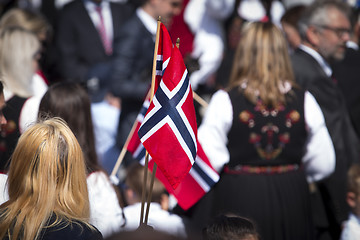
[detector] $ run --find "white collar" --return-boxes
[346,40,359,51]
[84,0,110,11]
[136,7,157,38]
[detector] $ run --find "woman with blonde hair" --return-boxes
[38,82,125,238]
[0,118,103,240]
[195,21,335,239]
[0,8,51,98]
[0,27,42,171]
[0,8,51,42]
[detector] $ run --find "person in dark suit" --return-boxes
[291,1,360,239]
[54,0,134,168]
[55,0,133,102]
[332,8,360,138]
[107,0,183,167]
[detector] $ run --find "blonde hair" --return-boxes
[0,27,40,98]
[229,21,296,106]
[0,118,90,240]
[0,8,51,40]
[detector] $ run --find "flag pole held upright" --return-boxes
[138,18,198,224]
[140,16,161,226]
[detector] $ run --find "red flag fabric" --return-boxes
[127,104,219,210]
[138,23,198,189]
[152,141,219,210]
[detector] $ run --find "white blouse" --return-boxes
[87,171,125,238]
[198,90,335,183]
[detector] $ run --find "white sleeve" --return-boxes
[19,96,42,133]
[198,90,233,172]
[87,171,125,238]
[302,91,335,182]
[0,173,8,205]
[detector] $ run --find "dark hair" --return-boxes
[202,215,260,240]
[125,162,167,203]
[0,81,3,94]
[281,5,306,28]
[38,82,101,173]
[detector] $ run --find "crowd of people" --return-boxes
[0,0,359,239]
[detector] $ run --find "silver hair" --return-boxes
[298,0,351,40]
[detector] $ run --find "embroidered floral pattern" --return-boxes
[240,99,301,160]
[239,110,255,128]
[254,99,285,117]
[286,110,300,127]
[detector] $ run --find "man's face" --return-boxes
[154,0,183,27]
[315,8,350,63]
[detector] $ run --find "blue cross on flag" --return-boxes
[138,23,198,189]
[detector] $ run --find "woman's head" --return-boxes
[229,21,295,106]
[0,27,40,98]
[1,118,90,240]
[0,8,51,42]
[39,82,99,173]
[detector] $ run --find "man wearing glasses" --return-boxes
[291,1,360,240]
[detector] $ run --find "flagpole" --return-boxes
[144,160,157,225]
[193,91,208,108]
[144,35,179,225]
[140,152,150,225]
[145,36,182,225]
[140,16,161,226]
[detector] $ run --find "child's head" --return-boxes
[202,214,260,240]
[124,163,168,208]
[347,163,360,216]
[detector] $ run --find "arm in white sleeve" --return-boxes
[87,171,125,238]
[19,96,42,133]
[198,90,233,172]
[302,91,335,182]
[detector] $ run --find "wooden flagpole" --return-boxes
[144,35,182,226]
[108,18,209,226]
[140,16,161,226]
[144,37,181,224]
[110,122,137,179]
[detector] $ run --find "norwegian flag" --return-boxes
[127,98,219,210]
[138,23,198,189]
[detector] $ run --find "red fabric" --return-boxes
[139,23,197,189]
[95,6,112,55]
[169,0,194,58]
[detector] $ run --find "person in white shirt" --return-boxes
[121,162,187,238]
[195,21,335,240]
